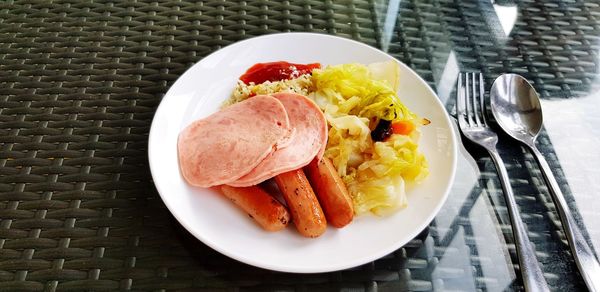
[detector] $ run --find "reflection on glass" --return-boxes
[374,0,401,52]
[492,1,518,36]
[541,94,600,257]
[469,194,516,290]
[432,228,477,291]
[436,51,460,104]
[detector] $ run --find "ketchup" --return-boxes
[239,61,321,84]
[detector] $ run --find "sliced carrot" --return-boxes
[391,120,415,135]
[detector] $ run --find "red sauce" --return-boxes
[239,61,321,84]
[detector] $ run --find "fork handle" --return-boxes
[488,151,550,292]
[529,146,600,292]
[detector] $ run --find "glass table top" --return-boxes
[0,0,598,291]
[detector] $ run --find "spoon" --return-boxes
[490,73,600,292]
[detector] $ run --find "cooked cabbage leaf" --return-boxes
[310,61,428,215]
[311,62,417,122]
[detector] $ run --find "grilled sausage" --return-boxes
[305,157,354,228]
[274,169,327,237]
[220,185,290,231]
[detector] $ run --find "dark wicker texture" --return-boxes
[1,0,597,291]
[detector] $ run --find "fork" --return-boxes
[456,72,550,292]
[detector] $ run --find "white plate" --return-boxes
[148,33,457,273]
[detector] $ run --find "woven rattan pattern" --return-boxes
[0,0,596,291]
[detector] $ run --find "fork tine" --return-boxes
[464,73,474,126]
[478,73,487,126]
[471,73,482,126]
[456,73,467,126]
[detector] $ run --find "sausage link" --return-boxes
[220,185,290,231]
[305,157,354,228]
[274,169,327,237]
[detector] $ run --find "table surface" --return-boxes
[1,0,598,291]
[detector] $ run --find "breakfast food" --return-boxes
[177,95,292,187]
[229,92,327,187]
[274,169,327,238]
[177,60,428,237]
[220,185,291,231]
[309,63,428,215]
[305,157,354,228]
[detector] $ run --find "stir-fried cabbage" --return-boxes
[311,62,417,122]
[310,61,428,215]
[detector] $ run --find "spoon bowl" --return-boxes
[490,74,543,146]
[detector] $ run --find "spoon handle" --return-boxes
[488,151,550,292]
[529,146,600,292]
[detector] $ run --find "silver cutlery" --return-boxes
[456,72,550,292]
[490,73,600,292]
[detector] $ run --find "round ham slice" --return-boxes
[228,93,327,187]
[178,95,292,187]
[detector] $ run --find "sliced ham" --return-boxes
[229,93,327,187]
[178,95,292,187]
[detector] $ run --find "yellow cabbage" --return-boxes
[310,61,428,215]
